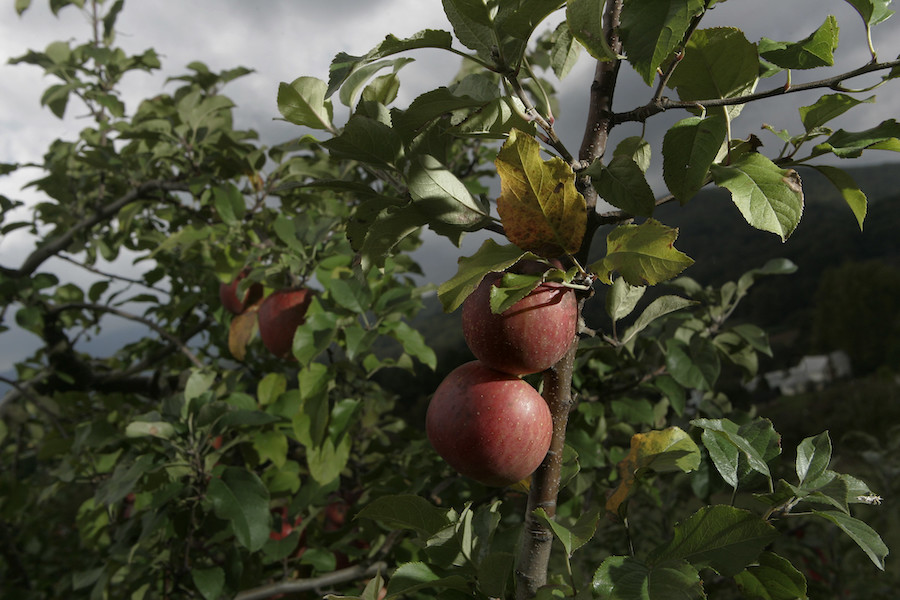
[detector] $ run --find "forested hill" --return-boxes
[414,162,900,376]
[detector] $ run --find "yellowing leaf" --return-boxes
[606,427,701,516]
[495,129,586,257]
[590,219,694,286]
[228,309,258,361]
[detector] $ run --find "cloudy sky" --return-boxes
[1,0,899,376]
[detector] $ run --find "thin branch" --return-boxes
[56,253,170,295]
[49,302,204,368]
[0,179,190,279]
[615,58,900,125]
[507,73,575,164]
[234,561,389,600]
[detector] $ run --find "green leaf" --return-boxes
[799,93,876,132]
[591,219,694,286]
[613,136,652,172]
[407,154,489,232]
[257,373,286,406]
[567,0,621,62]
[692,418,773,484]
[15,0,31,15]
[306,435,351,485]
[358,494,451,538]
[383,320,438,370]
[620,295,696,346]
[354,201,429,272]
[534,506,602,557]
[549,21,582,79]
[667,27,759,119]
[710,153,804,241]
[810,164,867,229]
[759,16,839,70]
[277,76,334,130]
[702,428,740,489]
[796,432,832,488]
[588,155,656,217]
[649,505,778,576]
[207,467,270,552]
[442,0,495,57]
[620,0,707,84]
[386,562,469,598]
[291,306,338,366]
[192,567,225,600]
[844,0,894,26]
[813,510,889,570]
[339,57,413,108]
[328,29,453,96]
[665,336,720,391]
[326,276,373,314]
[212,183,245,225]
[184,368,216,402]
[495,128,586,257]
[811,119,900,158]
[323,115,402,169]
[437,239,536,312]
[734,552,808,600]
[253,431,288,469]
[593,556,704,600]
[494,0,565,67]
[606,276,646,322]
[663,116,727,204]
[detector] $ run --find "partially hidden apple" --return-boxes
[462,271,577,375]
[219,269,263,315]
[426,360,552,487]
[257,288,314,359]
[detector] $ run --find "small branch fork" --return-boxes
[614,57,900,126]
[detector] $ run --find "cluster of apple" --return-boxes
[219,269,314,359]
[426,265,578,487]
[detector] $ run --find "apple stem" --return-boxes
[514,333,578,598]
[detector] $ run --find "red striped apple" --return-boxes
[426,361,552,487]
[462,272,577,375]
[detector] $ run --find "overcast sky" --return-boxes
[1,0,899,375]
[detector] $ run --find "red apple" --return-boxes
[219,270,263,315]
[426,361,552,487]
[462,272,577,375]
[257,288,314,359]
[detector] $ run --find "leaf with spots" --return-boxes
[495,129,586,257]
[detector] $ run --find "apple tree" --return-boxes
[1,0,898,599]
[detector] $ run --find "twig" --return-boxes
[0,180,189,279]
[49,302,204,368]
[615,57,900,125]
[234,561,389,600]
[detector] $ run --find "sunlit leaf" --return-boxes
[710,153,804,241]
[227,309,258,361]
[567,0,621,62]
[590,219,694,286]
[276,76,333,130]
[759,16,839,70]
[495,129,586,257]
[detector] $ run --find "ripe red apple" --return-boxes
[462,272,577,375]
[257,288,314,359]
[219,270,263,315]
[426,361,552,487]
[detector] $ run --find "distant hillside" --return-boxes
[413,162,900,378]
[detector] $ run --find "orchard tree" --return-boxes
[1,0,898,599]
